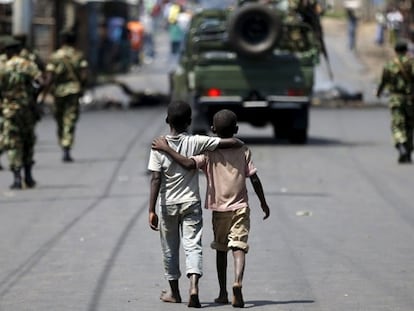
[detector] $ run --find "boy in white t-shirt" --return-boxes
[153,109,270,307]
[148,102,242,308]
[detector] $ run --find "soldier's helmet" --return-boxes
[394,40,408,53]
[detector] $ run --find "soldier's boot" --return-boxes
[396,143,410,163]
[10,168,23,190]
[62,147,74,163]
[24,164,36,188]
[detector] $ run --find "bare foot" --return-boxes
[214,295,229,304]
[232,286,244,308]
[188,294,201,308]
[160,290,182,303]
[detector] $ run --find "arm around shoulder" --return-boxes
[152,136,196,169]
[217,137,244,149]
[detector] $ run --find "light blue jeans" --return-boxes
[159,201,203,280]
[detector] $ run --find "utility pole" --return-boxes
[12,0,33,36]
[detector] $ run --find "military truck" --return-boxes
[170,0,323,144]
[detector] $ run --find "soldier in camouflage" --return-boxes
[44,30,88,162]
[14,34,45,72]
[0,37,8,170]
[377,41,414,164]
[0,37,43,189]
[14,34,46,123]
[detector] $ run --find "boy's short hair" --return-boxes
[213,109,237,136]
[167,101,192,130]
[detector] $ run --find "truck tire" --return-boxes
[273,124,289,140]
[289,129,308,144]
[272,107,309,144]
[189,95,210,135]
[228,3,282,58]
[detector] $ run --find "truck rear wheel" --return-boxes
[289,129,308,144]
[272,113,308,144]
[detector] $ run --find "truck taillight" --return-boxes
[206,88,221,97]
[287,89,305,96]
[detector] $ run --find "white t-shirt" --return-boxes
[148,133,220,205]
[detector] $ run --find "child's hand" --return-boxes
[149,212,159,231]
[152,136,169,151]
[262,204,270,220]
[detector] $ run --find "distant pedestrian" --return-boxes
[153,109,270,308]
[147,101,242,308]
[167,3,185,56]
[127,20,144,69]
[168,20,184,56]
[119,25,131,72]
[0,37,43,189]
[375,10,386,46]
[346,8,358,50]
[44,30,89,162]
[177,6,192,34]
[377,41,414,164]
[141,11,156,63]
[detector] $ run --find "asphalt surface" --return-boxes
[1,107,414,311]
[1,16,413,311]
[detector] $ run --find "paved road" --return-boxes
[0,14,409,311]
[1,106,414,311]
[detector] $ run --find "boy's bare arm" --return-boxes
[149,171,161,231]
[217,137,244,149]
[249,173,270,219]
[152,136,196,169]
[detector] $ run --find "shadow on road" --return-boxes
[202,299,315,308]
[245,299,315,307]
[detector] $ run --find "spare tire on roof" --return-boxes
[227,3,282,58]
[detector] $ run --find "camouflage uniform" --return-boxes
[46,42,88,162]
[0,52,7,170]
[377,42,414,163]
[19,47,45,122]
[0,39,42,188]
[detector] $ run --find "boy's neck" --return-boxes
[170,127,186,136]
[217,134,233,138]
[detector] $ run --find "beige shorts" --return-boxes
[210,206,250,253]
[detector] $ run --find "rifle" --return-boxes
[31,86,43,121]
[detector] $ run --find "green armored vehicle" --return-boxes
[170,0,323,143]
